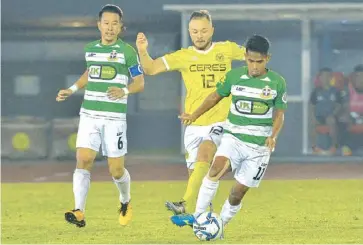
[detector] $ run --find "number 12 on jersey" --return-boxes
[201,74,215,88]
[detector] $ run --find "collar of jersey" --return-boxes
[192,43,215,54]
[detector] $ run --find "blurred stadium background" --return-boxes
[2,1,363,244]
[2,0,363,175]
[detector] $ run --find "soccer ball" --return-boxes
[192,212,224,241]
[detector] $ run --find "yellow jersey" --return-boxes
[162,41,246,126]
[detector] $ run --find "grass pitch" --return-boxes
[2,180,363,244]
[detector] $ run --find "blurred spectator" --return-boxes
[349,64,363,117]
[310,68,344,154]
[339,65,363,154]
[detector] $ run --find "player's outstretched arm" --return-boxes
[179,91,223,125]
[136,32,167,75]
[56,70,88,102]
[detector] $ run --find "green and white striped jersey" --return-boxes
[216,66,287,146]
[80,39,142,120]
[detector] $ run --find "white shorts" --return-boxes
[76,115,127,157]
[215,133,271,187]
[184,122,224,169]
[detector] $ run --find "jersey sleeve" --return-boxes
[229,41,246,61]
[274,77,288,110]
[125,45,143,78]
[84,43,93,68]
[216,72,232,97]
[161,50,185,71]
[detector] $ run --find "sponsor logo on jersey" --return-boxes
[235,100,269,115]
[189,64,227,72]
[215,53,224,62]
[234,86,245,92]
[89,65,117,80]
[87,53,97,57]
[236,100,252,113]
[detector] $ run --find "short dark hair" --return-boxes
[189,10,212,23]
[354,64,363,72]
[319,67,332,73]
[99,4,123,21]
[245,35,270,55]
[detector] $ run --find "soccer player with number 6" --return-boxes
[136,10,246,215]
[56,4,145,227]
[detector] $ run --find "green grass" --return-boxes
[2,180,363,244]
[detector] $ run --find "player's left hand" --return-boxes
[265,137,276,152]
[107,87,125,100]
[178,113,196,125]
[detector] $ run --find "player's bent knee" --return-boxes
[197,140,217,163]
[76,148,97,170]
[208,156,230,181]
[109,167,124,179]
[108,157,125,179]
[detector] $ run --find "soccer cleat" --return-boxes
[64,209,86,228]
[165,200,186,215]
[170,214,195,227]
[119,201,132,226]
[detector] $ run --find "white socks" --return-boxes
[194,177,219,217]
[220,199,242,225]
[112,168,131,204]
[73,168,91,212]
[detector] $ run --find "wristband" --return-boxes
[68,84,78,93]
[122,87,130,95]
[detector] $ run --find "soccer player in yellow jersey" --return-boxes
[136,10,245,214]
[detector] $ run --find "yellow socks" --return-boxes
[182,161,210,212]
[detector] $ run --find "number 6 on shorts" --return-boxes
[118,136,123,150]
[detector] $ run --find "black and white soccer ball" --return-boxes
[192,212,224,241]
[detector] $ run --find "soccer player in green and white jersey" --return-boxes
[171,35,287,231]
[56,4,144,227]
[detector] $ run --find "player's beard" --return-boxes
[193,38,212,51]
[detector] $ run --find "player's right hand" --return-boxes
[178,113,196,125]
[136,32,148,52]
[56,89,72,102]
